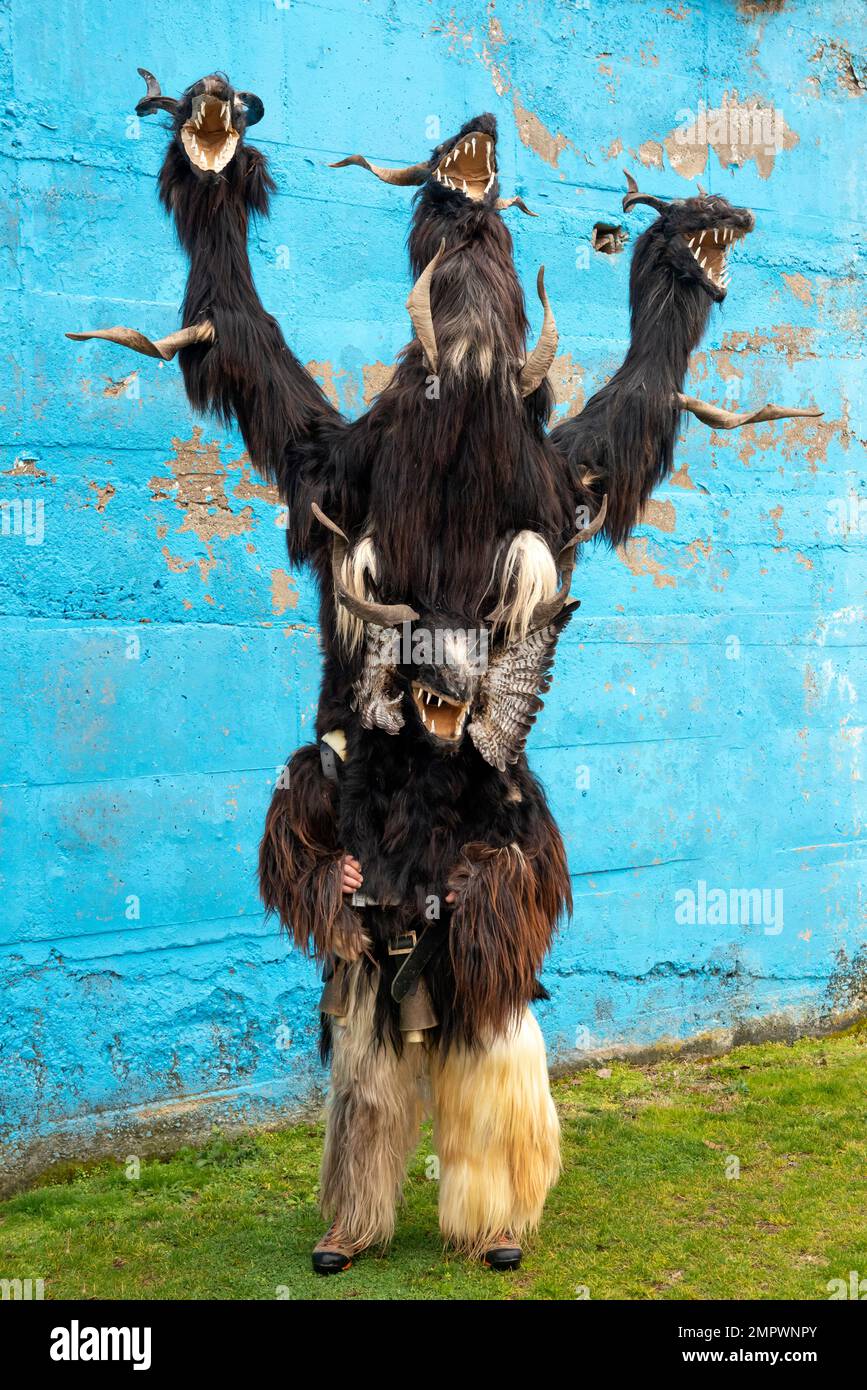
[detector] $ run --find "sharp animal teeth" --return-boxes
[700,256,706,269]
[437,696,443,706]
[471,138,476,156]
[464,141,470,154]
[463,179,468,192]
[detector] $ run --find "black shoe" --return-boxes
[312,1224,357,1275]
[483,1236,522,1271]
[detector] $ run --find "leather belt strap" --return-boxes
[391,922,447,1003]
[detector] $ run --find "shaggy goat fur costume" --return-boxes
[69,72,821,1259]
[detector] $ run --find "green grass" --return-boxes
[2,1027,865,1300]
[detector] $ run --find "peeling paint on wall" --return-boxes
[512,93,573,168]
[665,91,799,179]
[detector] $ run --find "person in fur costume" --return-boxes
[69,71,819,1272]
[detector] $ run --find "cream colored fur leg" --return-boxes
[319,964,424,1248]
[431,1007,560,1258]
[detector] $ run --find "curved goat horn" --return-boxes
[66,320,214,361]
[311,503,420,627]
[235,91,265,126]
[406,238,446,373]
[135,67,179,117]
[528,495,609,629]
[329,153,429,186]
[519,267,558,397]
[622,168,670,215]
[496,196,537,216]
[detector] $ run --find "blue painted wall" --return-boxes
[1,0,864,1186]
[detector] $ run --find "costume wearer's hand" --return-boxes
[333,854,370,961]
[340,854,363,895]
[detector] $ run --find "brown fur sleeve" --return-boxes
[258,744,362,960]
[446,820,571,1043]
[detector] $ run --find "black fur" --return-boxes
[144,89,750,1049]
[552,191,755,544]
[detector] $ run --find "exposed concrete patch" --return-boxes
[780,403,853,474]
[270,568,299,615]
[88,481,115,513]
[809,39,865,97]
[669,461,697,491]
[232,461,279,506]
[102,373,138,399]
[147,428,270,589]
[736,0,789,28]
[444,8,574,168]
[616,537,677,588]
[512,92,572,168]
[637,139,664,170]
[720,324,817,366]
[782,272,813,305]
[161,547,193,574]
[150,429,254,546]
[639,498,677,533]
[549,352,585,421]
[362,361,396,405]
[680,537,713,572]
[664,90,798,179]
[2,456,48,478]
[305,359,340,411]
[306,359,362,416]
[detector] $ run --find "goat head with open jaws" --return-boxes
[550,170,823,544]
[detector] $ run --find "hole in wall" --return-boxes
[592,223,628,255]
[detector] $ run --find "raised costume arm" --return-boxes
[67,69,341,555]
[550,171,821,546]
